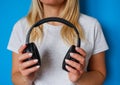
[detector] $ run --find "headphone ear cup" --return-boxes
[22,43,41,68]
[62,45,80,71]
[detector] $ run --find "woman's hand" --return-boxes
[65,47,86,83]
[18,45,40,84]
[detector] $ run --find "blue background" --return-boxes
[0,0,120,85]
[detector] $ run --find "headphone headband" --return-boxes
[26,17,81,47]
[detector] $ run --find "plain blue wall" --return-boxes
[0,0,120,85]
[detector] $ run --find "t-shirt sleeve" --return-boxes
[7,20,25,53]
[92,20,109,54]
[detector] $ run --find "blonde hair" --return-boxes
[27,0,84,45]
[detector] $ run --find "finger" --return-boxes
[75,47,86,57]
[70,53,85,65]
[66,65,80,75]
[21,65,40,76]
[65,59,83,71]
[18,53,32,62]
[21,59,39,70]
[18,44,26,54]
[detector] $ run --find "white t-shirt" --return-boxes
[7,14,109,85]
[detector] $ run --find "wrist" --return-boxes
[22,77,33,85]
[75,71,86,85]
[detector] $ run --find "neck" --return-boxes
[43,5,64,17]
[43,4,65,25]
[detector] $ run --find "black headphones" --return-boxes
[23,17,81,71]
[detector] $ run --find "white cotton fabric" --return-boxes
[7,14,109,85]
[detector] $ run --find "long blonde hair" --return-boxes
[27,0,84,45]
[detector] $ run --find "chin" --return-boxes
[40,0,65,6]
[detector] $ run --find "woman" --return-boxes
[7,0,109,85]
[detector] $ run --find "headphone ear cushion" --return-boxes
[22,43,41,68]
[62,45,80,71]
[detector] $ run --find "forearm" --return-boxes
[76,71,105,85]
[12,72,33,85]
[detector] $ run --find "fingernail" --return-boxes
[65,59,69,63]
[70,53,74,56]
[34,59,38,63]
[65,65,69,69]
[28,53,32,56]
[22,44,26,47]
[36,65,40,68]
[76,47,79,50]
